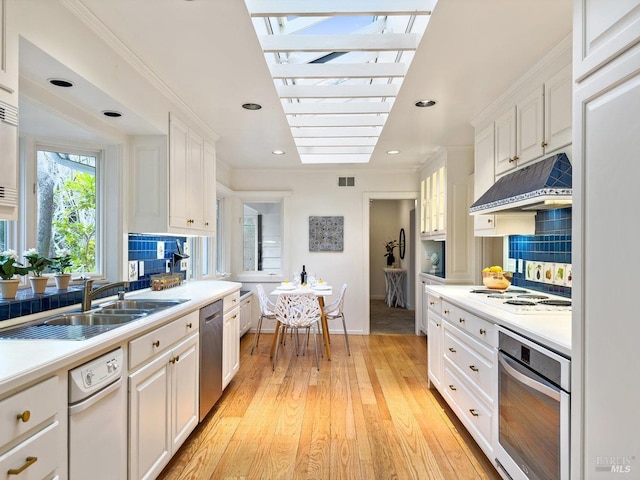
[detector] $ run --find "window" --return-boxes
[243,201,281,273]
[36,148,99,274]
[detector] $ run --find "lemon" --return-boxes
[482,267,490,273]
[489,266,503,272]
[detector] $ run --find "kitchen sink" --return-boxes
[43,312,147,326]
[97,308,154,316]
[99,299,189,311]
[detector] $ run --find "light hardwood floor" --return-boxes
[157,332,500,480]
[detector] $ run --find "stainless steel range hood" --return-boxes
[470,153,572,215]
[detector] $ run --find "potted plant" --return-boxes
[51,248,73,289]
[0,250,30,299]
[384,240,399,267]
[23,248,52,294]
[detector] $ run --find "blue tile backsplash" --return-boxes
[508,207,572,297]
[0,233,187,323]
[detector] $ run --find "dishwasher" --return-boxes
[68,347,126,480]
[199,299,224,421]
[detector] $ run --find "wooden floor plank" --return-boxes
[157,333,501,480]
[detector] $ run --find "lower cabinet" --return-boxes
[426,293,443,389]
[223,307,240,389]
[239,294,253,337]
[128,313,199,480]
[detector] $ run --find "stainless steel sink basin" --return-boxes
[97,308,153,316]
[43,312,147,326]
[99,299,188,311]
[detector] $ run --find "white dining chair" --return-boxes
[272,293,322,371]
[322,284,350,355]
[251,284,277,355]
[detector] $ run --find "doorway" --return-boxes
[365,195,417,335]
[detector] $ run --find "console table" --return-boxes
[383,268,406,308]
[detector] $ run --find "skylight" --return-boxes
[245,0,435,164]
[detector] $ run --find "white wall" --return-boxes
[229,168,419,335]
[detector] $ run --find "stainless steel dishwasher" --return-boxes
[199,299,224,421]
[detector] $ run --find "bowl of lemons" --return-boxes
[482,266,513,290]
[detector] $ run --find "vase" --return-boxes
[386,253,395,267]
[0,279,20,299]
[54,273,72,290]
[29,276,49,294]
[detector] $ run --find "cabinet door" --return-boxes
[424,175,432,233]
[169,114,190,230]
[240,297,252,336]
[223,308,240,389]
[434,166,446,234]
[203,140,217,234]
[420,179,427,234]
[575,0,640,81]
[129,352,172,480]
[186,130,204,230]
[427,311,443,390]
[517,86,544,166]
[544,65,572,153]
[494,107,517,175]
[0,0,18,104]
[171,335,199,452]
[473,124,496,234]
[420,281,428,334]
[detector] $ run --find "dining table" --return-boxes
[269,283,334,360]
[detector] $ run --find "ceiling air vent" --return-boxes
[338,176,355,187]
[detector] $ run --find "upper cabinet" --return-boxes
[574,0,640,82]
[129,113,216,235]
[0,0,18,106]
[494,65,572,177]
[420,162,446,237]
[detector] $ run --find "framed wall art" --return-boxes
[309,216,344,252]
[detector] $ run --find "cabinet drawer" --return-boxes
[442,301,497,347]
[223,291,240,313]
[0,421,60,479]
[442,361,493,454]
[443,324,495,404]
[129,311,199,370]
[0,376,59,449]
[426,293,442,315]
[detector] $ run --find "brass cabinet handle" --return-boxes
[186,322,193,329]
[152,340,160,348]
[513,155,519,161]
[479,328,486,335]
[541,141,548,147]
[16,410,31,423]
[444,309,450,314]
[205,222,209,226]
[448,347,456,353]
[435,323,440,327]
[487,218,493,223]
[232,314,238,319]
[459,317,465,323]
[8,456,38,475]
[469,365,479,372]
[429,301,435,306]
[469,409,479,417]
[448,384,457,391]
[508,157,515,163]
[170,355,180,364]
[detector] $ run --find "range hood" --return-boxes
[470,153,572,215]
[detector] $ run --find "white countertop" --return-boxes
[0,280,241,395]
[425,285,571,358]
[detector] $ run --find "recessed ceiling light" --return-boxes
[272,150,285,155]
[242,103,262,111]
[387,150,400,155]
[48,78,74,88]
[415,99,437,108]
[102,110,122,118]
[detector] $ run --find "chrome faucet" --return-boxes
[82,279,130,311]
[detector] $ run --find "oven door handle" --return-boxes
[499,353,560,402]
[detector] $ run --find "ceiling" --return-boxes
[19,0,572,172]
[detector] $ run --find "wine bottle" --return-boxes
[301,265,307,285]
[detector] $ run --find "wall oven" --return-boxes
[495,327,570,480]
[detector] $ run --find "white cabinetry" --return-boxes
[0,0,18,104]
[426,293,443,390]
[129,114,216,235]
[420,162,446,237]
[0,376,65,480]
[440,301,497,457]
[573,3,640,476]
[128,312,199,480]
[223,290,240,389]
[239,293,253,337]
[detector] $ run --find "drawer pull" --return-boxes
[186,322,193,329]
[429,301,435,306]
[152,340,160,348]
[448,347,456,353]
[435,323,440,327]
[459,317,465,323]
[8,456,38,475]
[469,365,479,372]
[469,409,479,417]
[16,410,31,423]
[232,314,238,319]
[479,328,486,335]
[444,309,449,314]
[170,355,180,364]
[448,384,457,391]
